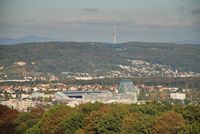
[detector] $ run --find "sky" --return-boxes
[0,0,200,43]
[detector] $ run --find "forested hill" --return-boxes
[0,41,200,79]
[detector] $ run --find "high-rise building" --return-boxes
[118,79,137,93]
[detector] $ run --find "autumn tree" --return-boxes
[152,111,185,134]
[0,104,19,134]
[40,104,72,134]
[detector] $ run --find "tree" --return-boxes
[14,107,44,134]
[152,111,185,134]
[0,104,19,134]
[4,91,8,100]
[40,104,72,134]
[121,113,154,134]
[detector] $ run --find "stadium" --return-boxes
[54,79,139,106]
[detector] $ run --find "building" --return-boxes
[54,79,139,107]
[170,93,186,100]
[118,79,138,93]
[0,99,35,111]
[29,92,45,99]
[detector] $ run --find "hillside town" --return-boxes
[1,59,200,82]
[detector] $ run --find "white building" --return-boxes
[170,93,186,100]
[0,99,35,111]
[29,92,45,99]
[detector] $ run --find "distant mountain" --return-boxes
[0,36,55,45]
[174,40,200,45]
[0,41,200,80]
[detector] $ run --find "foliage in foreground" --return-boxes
[0,102,200,134]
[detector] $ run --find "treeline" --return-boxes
[1,77,200,89]
[1,102,200,134]
[65,77,200,89]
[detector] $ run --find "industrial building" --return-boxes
[54,79,139,106]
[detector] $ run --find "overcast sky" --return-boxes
[0,0,200,43]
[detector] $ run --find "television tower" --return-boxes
[113,24,116,44]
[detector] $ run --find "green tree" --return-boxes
[14,108,44,134]
[63,112,84,134]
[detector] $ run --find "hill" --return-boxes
[0,41,200,80]
[0,36,55,45]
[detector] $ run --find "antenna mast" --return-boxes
[113,24,116,44]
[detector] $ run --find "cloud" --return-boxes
[60,16,193,29]
[192,8,200,14]
[23,19,35,22]
[81,8,99,12]
[192,21,200,28]
[61,16,136,28]
[133,19,194,28]
[62,16,111,24]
